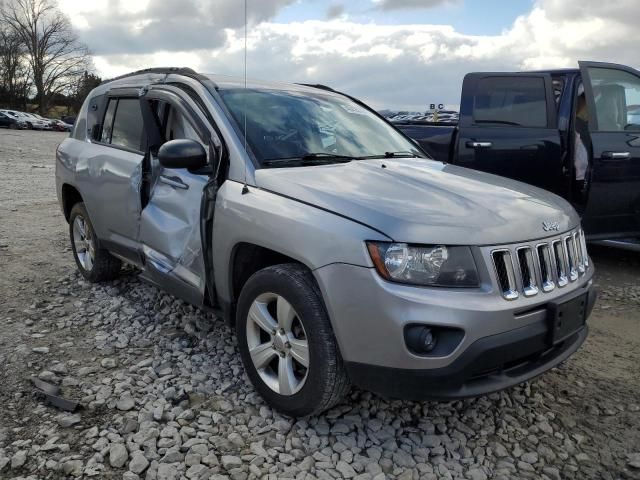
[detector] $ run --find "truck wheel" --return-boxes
[236,264,351,417]
[69,203,121,282]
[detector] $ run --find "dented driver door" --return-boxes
[137,87,215,307]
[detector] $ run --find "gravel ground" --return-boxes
[1,128,639,480]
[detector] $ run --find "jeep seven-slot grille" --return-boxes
[491,228,589,300]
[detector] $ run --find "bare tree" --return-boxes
[1,0,90,114]
[0,27,30,108]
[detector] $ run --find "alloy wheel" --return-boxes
[72,215,95,271]
[246,292,309,395]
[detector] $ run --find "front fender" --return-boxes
[212,180,390,307]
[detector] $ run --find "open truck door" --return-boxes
[456,73,565,197]
[579,61,640,239]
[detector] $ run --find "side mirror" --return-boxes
[158,139,208,170]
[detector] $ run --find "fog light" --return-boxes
[406,326,437,353]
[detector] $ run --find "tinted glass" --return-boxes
[473,77,548,127]
[219,88,423,166]
[164,106,202,143]
[110,99,145,151]
[100,99,117,143]
[587,67,640,131]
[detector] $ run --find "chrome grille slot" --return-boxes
[491,250,519,300]
[490,228,587,300]
[516,247,539,297]
[577,230,589,272]
[536,244,555,292]
[551,240,569,287]
[565,235,579,281]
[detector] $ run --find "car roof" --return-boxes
[95,67,342,99]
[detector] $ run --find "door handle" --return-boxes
[520,144,540,151]
[159,175,189,190]
[601,151,630,160]
[466,141,493,149]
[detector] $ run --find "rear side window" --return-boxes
[100,98,145,151]
[473,77,548,127]
[100,100,117,143]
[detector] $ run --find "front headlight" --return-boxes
[366,242,479,287]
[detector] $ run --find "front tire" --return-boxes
[236,264,350,417]
[69,203,121,282]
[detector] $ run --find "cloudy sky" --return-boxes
[57,0,640,111]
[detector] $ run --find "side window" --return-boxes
[164,106,203,144]
[110,99,145,151]
[100,99,117,143]
[587,67,640,131]
[473,77,548,127]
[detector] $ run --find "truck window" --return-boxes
[473,77,548,127]
[587,67,640,131]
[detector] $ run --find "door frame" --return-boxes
[578,61,640,238]
[137,84,224,308]
[578,60,640,132]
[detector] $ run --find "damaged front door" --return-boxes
[137,87,215,307]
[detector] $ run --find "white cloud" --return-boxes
[371,0,459,11]
[64,0,640,111]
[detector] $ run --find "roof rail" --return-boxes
[296,83,336,92]
[100,67,203,85]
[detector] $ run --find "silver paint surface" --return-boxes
[254,159,580,245]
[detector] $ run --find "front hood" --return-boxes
[255,159,580,245]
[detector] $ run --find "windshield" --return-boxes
[218,88,425,166]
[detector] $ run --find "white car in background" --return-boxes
[20,112,52,130]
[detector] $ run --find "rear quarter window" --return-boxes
[473,77,548,128]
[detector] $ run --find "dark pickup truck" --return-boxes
[397,61,640,244]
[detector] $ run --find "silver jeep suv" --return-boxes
[56,68,596,416]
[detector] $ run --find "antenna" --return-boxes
[241,0,249,194]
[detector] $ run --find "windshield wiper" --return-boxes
[263,153,356,167]
[359,151,422,159]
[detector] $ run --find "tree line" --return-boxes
[0,0,100,115]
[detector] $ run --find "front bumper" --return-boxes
[314,262,595,400]
[345,322,589,400]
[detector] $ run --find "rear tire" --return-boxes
[236,264,350,417]
[69,203,121,282]
[9,123,17,130]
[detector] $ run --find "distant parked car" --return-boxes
[0,111,27,129]
[31,113,57,130]
[1,110,49,130]
[21,112,52,130]
[50,119,73,132]
[61,115,76,125]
